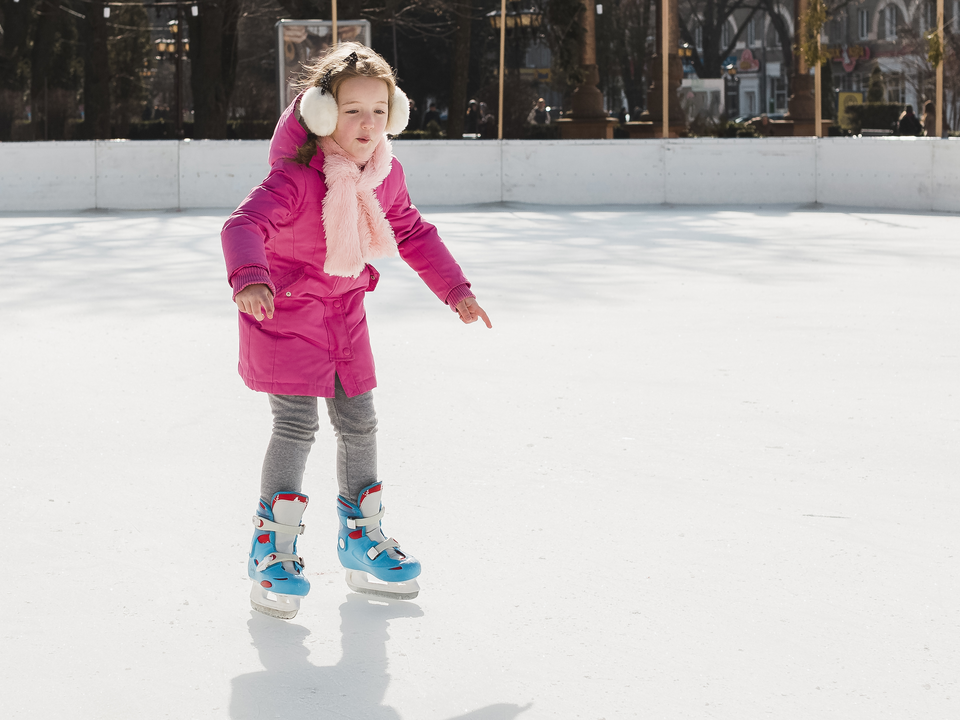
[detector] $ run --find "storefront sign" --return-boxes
[738,49,761,72]
[837,91,863,131]
[824,44,871,73]
[519,68,551,83]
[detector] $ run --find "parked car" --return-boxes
[733,112,785,124]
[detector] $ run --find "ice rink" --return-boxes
[1,203,958,719]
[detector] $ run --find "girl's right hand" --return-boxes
[235,284,275,321]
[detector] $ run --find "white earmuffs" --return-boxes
[300,84,410,138]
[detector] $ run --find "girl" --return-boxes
[221,43,491,619]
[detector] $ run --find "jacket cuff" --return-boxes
[230,265,275,300]
[444,282,475,311]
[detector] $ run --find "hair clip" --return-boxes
[345,51,359,68]
[318,68,334,94]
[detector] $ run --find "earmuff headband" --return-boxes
[300,82,410,138]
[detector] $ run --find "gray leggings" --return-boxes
[260,376,377,504]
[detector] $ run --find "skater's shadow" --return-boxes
[230,594,530,720]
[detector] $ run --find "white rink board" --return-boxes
[501,139,665,204]
[931,140,960,212]
[179,140,270,210]
[392,140,502,205]
[0,142,96,211]
[816,138,936,211]
[665,138,817,205]
[95,140,180,210]
[2,138,959,211]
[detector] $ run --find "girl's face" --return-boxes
[331,76,390,163]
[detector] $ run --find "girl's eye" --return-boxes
[375,109,386,114]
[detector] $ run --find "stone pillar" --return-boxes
[557,0,618,139]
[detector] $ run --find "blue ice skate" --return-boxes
[337,482,421,600]
[248,492,310,619]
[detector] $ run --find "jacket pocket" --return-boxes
[273,265,307,294]
[365,264,380,292]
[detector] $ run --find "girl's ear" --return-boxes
[385,86,410,136]
[300,86,339,137]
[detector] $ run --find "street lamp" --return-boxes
[724,64,740,117]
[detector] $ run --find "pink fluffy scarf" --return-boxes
[319,136,397,278]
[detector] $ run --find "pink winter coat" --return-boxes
[221,95,474,398]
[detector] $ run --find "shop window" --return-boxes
[919,2,933,34]
[883,5,897,40]
[771,77,788,111]
[886,72,905,103]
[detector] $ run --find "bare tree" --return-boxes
[0,0,35,140]
[678,0,763,78]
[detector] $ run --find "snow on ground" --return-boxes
[1,204,958,719]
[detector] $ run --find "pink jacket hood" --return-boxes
[268,92,309,166]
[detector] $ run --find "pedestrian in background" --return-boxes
[897,105,922,136]
[527,98,549,125]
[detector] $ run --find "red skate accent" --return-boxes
[390,567,402,571]
[338,498,352,509]
[254,559,259,566]
[256,519,264,528]
[274,493,308,507]
[349,530,362,540]
[358,484,382,507]
[257,534,270,544]
[260,581,273,588]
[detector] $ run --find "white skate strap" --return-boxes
[252,516,305,535]
[345,505,385,529]
[257,552,304,571]
[366,537,400,560]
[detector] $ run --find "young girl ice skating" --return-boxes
[221,43,491,619]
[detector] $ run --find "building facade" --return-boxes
[689,0,959,124]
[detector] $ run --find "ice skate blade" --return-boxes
[250,583,301,620]
[344,569,420,600]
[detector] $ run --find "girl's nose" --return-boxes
[361,112,374,129]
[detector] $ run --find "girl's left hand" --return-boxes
[456,297,492,328]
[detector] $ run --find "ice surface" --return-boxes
[1,204,958,719]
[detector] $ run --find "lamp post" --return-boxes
[487,3,543,139]
[936,0,944,137]
[172,11,183,139]
[332,0,338,48]
[498,0,506,140]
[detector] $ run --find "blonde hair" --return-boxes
[294,43,397,164]
[300,42,396,100]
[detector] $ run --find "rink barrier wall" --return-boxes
[1,137,958,212]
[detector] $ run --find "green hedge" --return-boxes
[844,103,903,134]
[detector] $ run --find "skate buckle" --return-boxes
[257,552,305,571]
[252,516,305,534]
[366,537,400,560]
[346,505,385,530]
